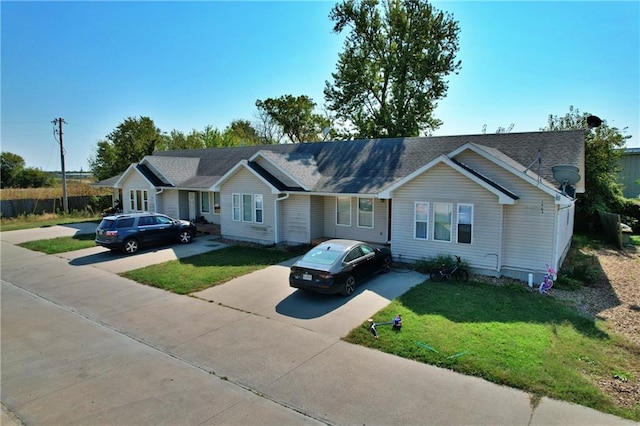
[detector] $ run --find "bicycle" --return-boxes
[430,255,469,282]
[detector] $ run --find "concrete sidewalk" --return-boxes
[1,228,635,425]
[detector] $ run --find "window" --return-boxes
[254,194,264,224]
[129,189,148,212]
[344,246,363,263]
[243,194,253,221]
[358,198,373,228]
[201,191,210,213]
[433,202,452,241]
[414,202,429,239]
[457,204,473,244]
[213,192,221,214]
[232,194,241,221]
[337,197,351,226]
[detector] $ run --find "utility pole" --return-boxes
[52,118,69,214]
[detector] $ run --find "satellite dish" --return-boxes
[552,165,580,197]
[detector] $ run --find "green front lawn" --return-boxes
[345,280,639,421]
[120,245,301,294]
[19,233,97,254]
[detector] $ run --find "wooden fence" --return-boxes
[0,195,111,218]
[598,210,622,248]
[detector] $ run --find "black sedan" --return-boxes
[289,239,392,297]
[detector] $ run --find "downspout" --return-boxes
[154,188,164,213]
[274,192,290,245]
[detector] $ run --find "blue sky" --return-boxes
[2,1,638,172]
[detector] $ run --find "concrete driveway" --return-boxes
[195,262,427,338]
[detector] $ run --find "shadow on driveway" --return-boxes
[275,268,426,320]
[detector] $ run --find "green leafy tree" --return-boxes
[89,116,162,181]
[255,95,328,143]
[1,151,26,188]
[224,119,262,146]
[324,0,461,138]
[541,106,630,220]
[14,167,55,188]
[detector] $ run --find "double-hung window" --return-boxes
[242,194,253,222]
[414,202,429,239]
[357,198,373,228]
[254,194,264,224]
[336,197,351,226]
[457,204,473,244]
[433,202,452,242]
[232,194,241,221]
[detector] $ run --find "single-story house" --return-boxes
[95,130,586,282]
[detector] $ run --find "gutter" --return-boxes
[274,193,290,244]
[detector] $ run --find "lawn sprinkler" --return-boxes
[368,315,402,339]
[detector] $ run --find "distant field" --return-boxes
[0,180,110,200]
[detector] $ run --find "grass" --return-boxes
[19,233,97,253]
[345,280,639,421]
[120,245,302,294]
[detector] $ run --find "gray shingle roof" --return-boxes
[145,130,585,194]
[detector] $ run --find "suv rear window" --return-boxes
[116,218,135,228]
[97,219,115,229]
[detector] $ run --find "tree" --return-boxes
[225,119,262,146]
[541,106,630,220]
[255,95,329,143]
[89,116,162,181]
[324,0,461,138]
[1,151,26,188]
[14,167,55,188]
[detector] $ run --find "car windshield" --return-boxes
[301,248,343,265]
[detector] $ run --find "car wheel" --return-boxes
[382,256,392,273]
[342,275,356,297]
[178,230,193,244]
[122,238,139,255]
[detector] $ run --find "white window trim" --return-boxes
[129,189,148,212]
[433,202,453,243]
[457,203,474,244]
[201,191,211,214]
[254,194,264,224]
[336,196,352,227]
[232,193,241,221]
[414,201,429,240]
[357,197,374,229]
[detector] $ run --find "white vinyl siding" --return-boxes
[357,198,374,228]
[281,194,312,244]
[323,196,387,243]
[221,167,275,245]
[390,162,501,270]
[120,171,155,213]
[336,197,351,226]
[414,202,429,240]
